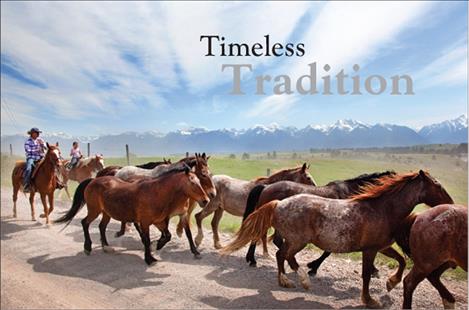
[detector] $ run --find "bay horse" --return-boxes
[55,165,210,265]
[11,143,62,224]
[243,171,399,278]
[221,170,453,308]
[194,163,317,250]
[60,154,105,198]
[394,205,467,309]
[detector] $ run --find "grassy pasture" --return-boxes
[1,148,467,279]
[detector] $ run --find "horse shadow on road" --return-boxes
[1,218,43,241]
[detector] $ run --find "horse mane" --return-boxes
[351,172,420,201]
[254,166,299,182]
[326,170,396,186]
[155,163,190,179]
[79,157,94,166]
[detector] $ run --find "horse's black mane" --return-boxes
[326,170,395,186]
[136,161,167,169]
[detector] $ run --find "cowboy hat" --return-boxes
[27,127,42,134]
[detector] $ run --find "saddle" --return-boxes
[15,159,44,181]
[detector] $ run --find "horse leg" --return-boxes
[39,193,50,224]
[360,250,380,308]
[272,230,284,249]
[115,221,127,238]
[177,199,196,238]
[427,263,455,309]
[307,251,331,276]
[47,193,54,215]
[12,185,19,218]
[64,185,72,200]
[194,203,217,247]
[133,223,144,239]
[403,267,426,309]
[379,246,406,292]
[261,234,272,259]
[156,218,171,250]
[286,242,310,290]
[99,214,114,253]
[81,211,99,255]
[211,207,224,249]
[29,192,36,221]
[276,242,295,288]
[140,223,157,265]
[246,242,258,267]
[182,215,201,258]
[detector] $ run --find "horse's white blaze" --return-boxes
[99,159,105,168]
[52,149,60,158]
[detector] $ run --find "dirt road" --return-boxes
[1,188,467,309]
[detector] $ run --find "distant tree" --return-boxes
[267,152,271,159]
[291,152,298,159]
[242,152,250,160]
[229,154,236,159]
[309,148,313,154]
[272,151,277,159]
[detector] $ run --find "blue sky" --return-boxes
[1,1,467,136]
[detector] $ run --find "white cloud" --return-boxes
[413,41,467,88]
[247,95,299,118]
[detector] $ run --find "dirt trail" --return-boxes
[1,188,467,309]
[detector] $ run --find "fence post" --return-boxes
[266,168,271,176]
[186,152,189,158]
[10,144,13,156]
[87,142,90,157]
[125,144,130,165]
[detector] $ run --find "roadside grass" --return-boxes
[1,151,467,280]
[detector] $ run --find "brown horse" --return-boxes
[243,171,397,272]
[60,154,105,198]
[221,171,453,308]
[11,143,63,224]
[193,163,316,250]
[55,165,210,265]
[394,205,467,309]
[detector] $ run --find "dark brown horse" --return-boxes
[11,143,62,224]
[55,165,210,265]
[394,205,467,309]
[243,171,396,271]
[222,171,453,308]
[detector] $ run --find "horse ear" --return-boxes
[301,163,307,172]
[46,142,50,148]
[206,155,210,160]
[56,142,59,146]
[202,152,206,158]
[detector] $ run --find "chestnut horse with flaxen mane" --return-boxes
[221,171,453,308]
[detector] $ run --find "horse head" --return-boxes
[418,170,454,207]
[194,153,216,199]
[94,154,105,171]
[46,142,62,167]
[291,163,317,186]
[182,164,210,207]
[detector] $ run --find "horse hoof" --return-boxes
[363,297,381,309]
[13,213,17,218]
[298,268,311,290]
[249,261,257,267]
[103,246,115,253]
[386,277,399,292]
[442,299,455,309]
[371,270,380,279]
[279,274,296,288]
[84,249,91,256]
[308,269,317,277]
[39,213,46,218]
[176,229,183,238]
[214,243,222,250]
[193,253,202,259]
[31,217,36,221]
[145,257,157,266]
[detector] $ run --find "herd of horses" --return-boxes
[10,143,467,309]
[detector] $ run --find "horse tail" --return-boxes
[221,200,279,255]
[243,184,266,221]
[394,213,417,257]
[55,178,93,225]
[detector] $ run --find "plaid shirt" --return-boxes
[24,137,45,161]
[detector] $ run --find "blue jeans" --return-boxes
[24,158,35,187]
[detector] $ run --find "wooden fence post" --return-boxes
[10,144,13,156]
[125,144,130,165]
[266,168,271,176]
[186,152,189,158]
[87,143,90,157]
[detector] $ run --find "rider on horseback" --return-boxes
[67,141,83,170]
[23,127,46,192]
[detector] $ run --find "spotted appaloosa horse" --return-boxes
[11,143,63,224]
[222,171,453,308]
[394,204,467,309]
[194,163,317,250]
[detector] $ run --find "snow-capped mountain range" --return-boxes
[2,115,467,156]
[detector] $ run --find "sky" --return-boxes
[1,1,467,136]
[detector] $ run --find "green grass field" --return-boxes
[1,149,467,279]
